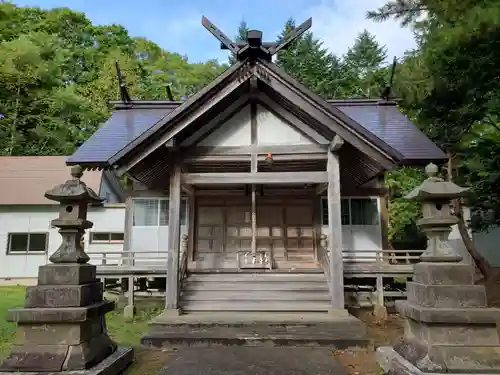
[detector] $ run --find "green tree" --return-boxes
[228,20,249,64]
[275,19,347,98]
[342,30,388,97]
[367,0,500,278]
[0,2,226,157]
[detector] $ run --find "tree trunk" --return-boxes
[447,154,494,280]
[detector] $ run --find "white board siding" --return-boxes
[320,197,382,261]
[198,105,251,147]
[130,198,189,257]
[0,205,125,280]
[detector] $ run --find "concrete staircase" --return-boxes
[180,272,331,313]
[140,271,370,349]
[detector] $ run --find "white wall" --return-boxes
[130,197,189,256]
[0,205,125,280]
[320,196,382,261]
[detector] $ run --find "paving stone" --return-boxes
[159,347,347,375]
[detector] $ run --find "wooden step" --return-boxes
[181,290,330,301]
[183,281,329,292]
[181,272,330,313]
[187,273,326,282]
[181,300,331,312]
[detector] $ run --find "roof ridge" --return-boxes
[109,98,401,110]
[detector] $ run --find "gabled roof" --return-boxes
[0,156,103,205]
[67,59,446,169]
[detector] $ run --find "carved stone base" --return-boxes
[0,347,133,375]
[377,346,500,375]
[0,264,132,373]
[377,261,500,374]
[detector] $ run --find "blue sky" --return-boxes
[13,0,416,64]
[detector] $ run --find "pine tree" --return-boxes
[275,19,345,98]
[228,20,249,65]
[342,30,388,97]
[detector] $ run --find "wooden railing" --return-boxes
[87,251,167,270]
[87,234,190,278]
[89,239,422,310]
[317,235,422,308]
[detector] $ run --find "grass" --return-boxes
[0,286,172,375]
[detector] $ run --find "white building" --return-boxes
[0,156,125,284]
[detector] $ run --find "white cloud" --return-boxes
[306,0,416,62]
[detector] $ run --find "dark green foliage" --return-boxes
[368,0,500,233]
[0,3,227,156]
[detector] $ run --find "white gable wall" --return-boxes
[0,205,125,283]
[256,104,328,145]
[195,103,327,147]
[198,105,251,147]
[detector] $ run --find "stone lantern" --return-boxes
[377,163,500,374]
[45,165,103,264]
[405,162,468,263]
[0,166,133,374]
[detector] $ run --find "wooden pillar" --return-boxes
[123,196,133,266]
[251,185,257,257]
[188,193,196,262]
[165,165,182,311]
[327,136,345,310]
[250,100,258,258]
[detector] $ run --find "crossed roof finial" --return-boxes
[201,16,312,62]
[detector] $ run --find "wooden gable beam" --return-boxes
[182,171,328,185]
[329,134,344,151]
[182,144,327,163]
[254,61,398,170]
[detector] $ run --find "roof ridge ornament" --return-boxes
[380,56,398,103]
[201,16,312,62]
[115,61,131,104]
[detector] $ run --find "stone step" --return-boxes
[181,290,331,301]
[141,314,370,349]
[180,300,331,312]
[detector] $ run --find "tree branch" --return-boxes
[485,115,500,133]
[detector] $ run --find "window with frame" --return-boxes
[7,233,48,254]
[321,198,379,226]
[90,232,124,244]
[133,198,187,226]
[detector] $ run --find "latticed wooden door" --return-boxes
[284,205,315,262]
[225,205,252,253]
[196,206,224,253]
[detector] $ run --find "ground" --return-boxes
[0,286,404,375]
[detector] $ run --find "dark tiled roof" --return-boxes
[67,106,175,166]
[67,100,446,167]
[335,102,445,163]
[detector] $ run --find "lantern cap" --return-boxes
[405,162,469,201]
[44,165,103,204]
